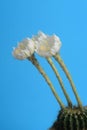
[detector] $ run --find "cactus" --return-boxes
[12,32,87,130]
[50,106,87,130]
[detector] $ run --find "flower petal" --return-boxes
[12,38,35,60]
[33,32,61,57]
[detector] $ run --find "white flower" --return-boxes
[12,38,35,60]
[32,31,61,57]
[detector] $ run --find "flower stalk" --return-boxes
[28,54,65,109]
[54,53,82,109]
[46,57,72,107]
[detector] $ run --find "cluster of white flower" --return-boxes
[12,31,61,60]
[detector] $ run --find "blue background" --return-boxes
[0,0,87,130]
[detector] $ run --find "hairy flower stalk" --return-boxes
[54,54,82,109]
[28,54,65,109]
[46,57,72,107]
[34,31,73,107]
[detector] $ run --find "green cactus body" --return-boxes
[50,106,87,130]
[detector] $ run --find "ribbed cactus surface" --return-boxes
[50,106,87,130]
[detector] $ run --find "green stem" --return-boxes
[54,53,82,109]
[46,57,72,107]
[28,55,65,109]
